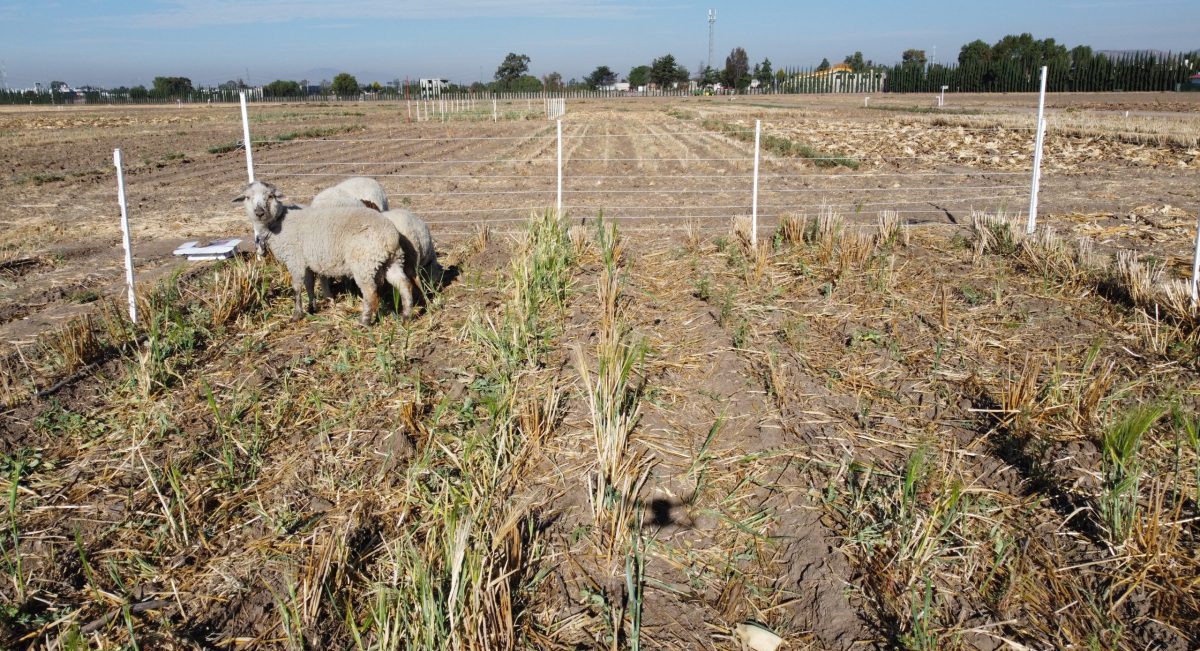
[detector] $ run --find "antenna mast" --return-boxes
[707,9,716,73]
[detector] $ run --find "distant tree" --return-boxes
[264,80,301,97]
[650,54,688,87]
[991,33,1069,75]
[130,85,149,99]
[629,65,650,88]
[901,49,927,67]
[755,58,774,87]
[49,80,66,91]
[843,51,868,72]
[152,76,193,97]
[700,66,721,85]
[585,65,617,89]
[817,58,831,71]
[1069,45,1095,65]
[508,74,543,92]
[723,47,750,89]
[331,73,359,97]
[495,52,531,87]
[958,40,992,65]
[542,71,563,91]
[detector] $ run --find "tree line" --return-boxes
[4,34,1196,104]
[884,36,1198,93]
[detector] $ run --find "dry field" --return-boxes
[0,93,1199,650]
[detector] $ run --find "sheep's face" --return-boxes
[232,181,285,255]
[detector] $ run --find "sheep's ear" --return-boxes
[360,199,380,211]
[232,195,246,203]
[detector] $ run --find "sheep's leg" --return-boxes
[384,261,414,319]
[354,270,380,326]
[302,269,317,315]
[319,275,336,301]
[290,274,307,322]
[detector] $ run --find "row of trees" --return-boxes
[884,35,1198,93]
[5,35,1195,104]
[578,48,775,92]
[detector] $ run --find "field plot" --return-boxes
[1,94,1199,649]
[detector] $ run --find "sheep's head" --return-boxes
[232,181,285,256]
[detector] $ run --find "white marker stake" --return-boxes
[751,119,761,249]
[556,119,563,217]
[1191,209,1200,305]
[114,149,138,324]
[1026,66,1047,234]
[239,92,254,182]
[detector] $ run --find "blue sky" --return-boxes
[1,0,1196,88]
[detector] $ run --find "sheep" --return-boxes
[311,176,389,212]
[316,207,441,304]
[233,180,412,325]
[247,176,388,258]
[381,207,440,284]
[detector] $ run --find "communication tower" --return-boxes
[707,10,716,73]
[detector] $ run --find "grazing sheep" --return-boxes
[233,180,412,324]
[382,207,440,283]
[317,208,441,303]
[311,176,389,212]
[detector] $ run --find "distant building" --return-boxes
[419,78,449,97]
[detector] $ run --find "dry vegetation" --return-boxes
[1,94,1199,650]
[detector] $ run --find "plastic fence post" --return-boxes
[1191,208,1200,305]
[556,119,563,217]
[1026,66,1048,234]
[114,149,138,324]
[751,119,761,249]
[239,92,254,183]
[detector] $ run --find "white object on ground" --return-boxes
[734,622,784,651]
[173,238,242,261]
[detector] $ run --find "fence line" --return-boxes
[242,105,1043,243]
[234,94,1200,296]
[252,169,1034,180]
[248,124,1037,146]
[404,196,1034,219]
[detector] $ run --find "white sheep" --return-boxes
[311,176,389,212]
[317,208,441,303]
[382,207,440,284]
[233,180,412,324]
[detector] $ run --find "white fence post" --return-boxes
[493,97,498,122]
[751,119,761,249]
[114,149,138,324]
[239,92,255,183]
[1026,66,1047,234]
[556,119,563,217]
[1191,208,1200,305]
